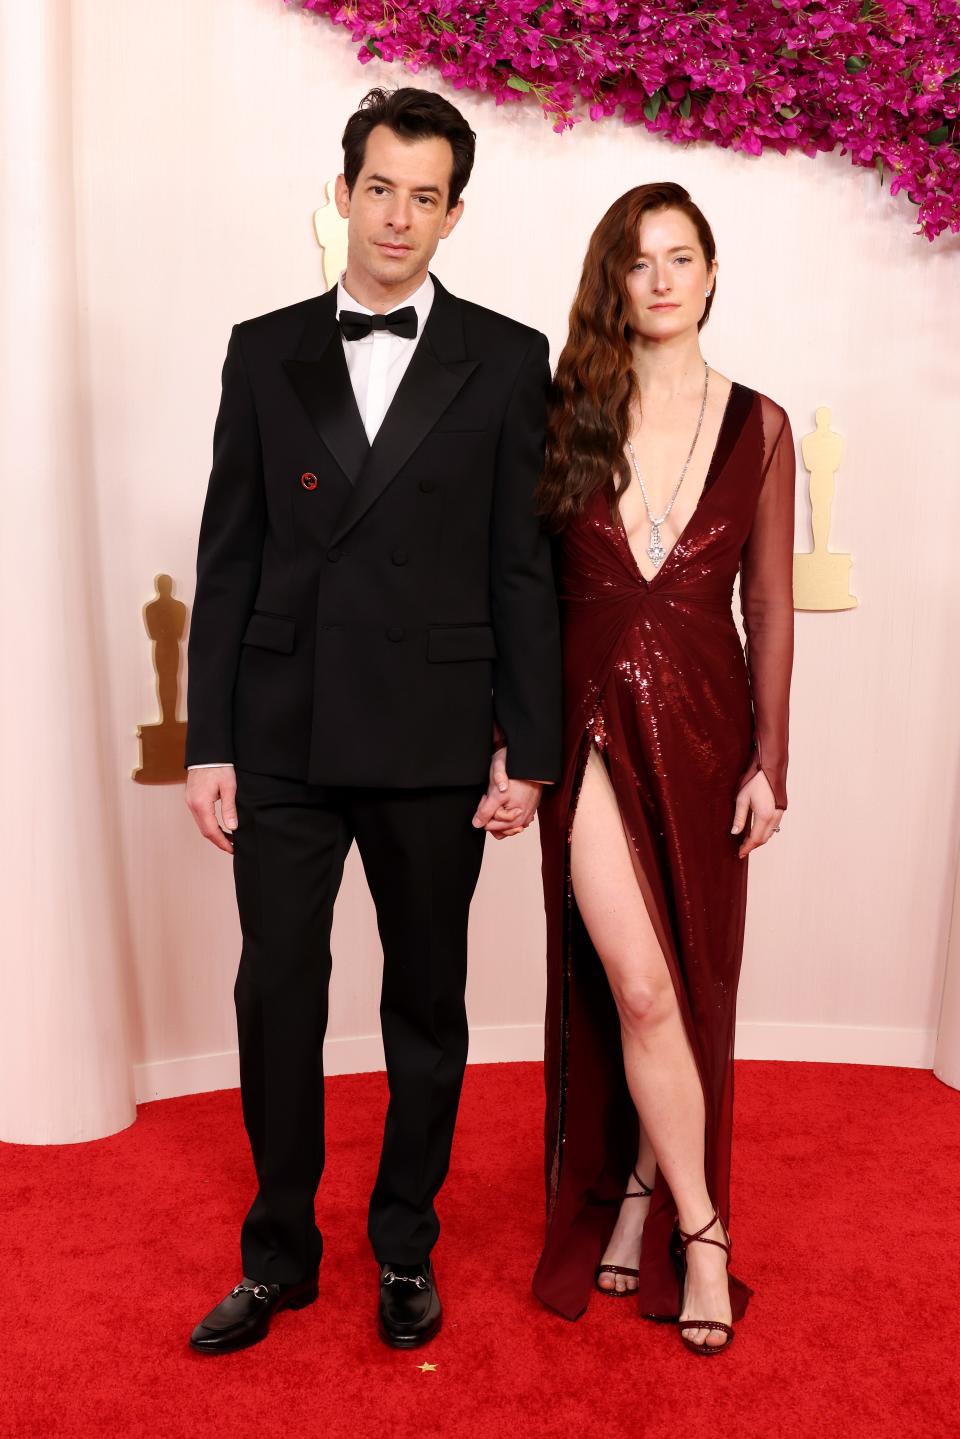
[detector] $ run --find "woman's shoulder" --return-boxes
[733,381,789,428]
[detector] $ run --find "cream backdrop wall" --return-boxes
[4,0,960,1140]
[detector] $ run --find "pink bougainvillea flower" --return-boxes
[288,0,960,239]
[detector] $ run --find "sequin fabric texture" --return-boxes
[533,383,796,1323]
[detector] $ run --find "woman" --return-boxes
[530,183,795,1353]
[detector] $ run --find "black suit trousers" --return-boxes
[232,768,486,1283]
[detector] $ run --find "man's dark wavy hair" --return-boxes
[342,87,476,210]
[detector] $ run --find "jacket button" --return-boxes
[300,472,318,491]
[326,547,341,563]
[386,626,405,642]
[391,548,408,566]
[418,479,436,494]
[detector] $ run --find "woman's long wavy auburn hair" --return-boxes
[537,183,717,532]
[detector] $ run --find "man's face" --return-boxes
[336,125,464,296]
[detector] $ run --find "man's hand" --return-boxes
[472,747,543,840]
[185,765,238,853]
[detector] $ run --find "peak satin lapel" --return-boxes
[283,303,369,486]
[329,346,477,547]
[329,283,478,547]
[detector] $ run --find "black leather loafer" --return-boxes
[378,1260,442,1349]
[189,1275,318,1354]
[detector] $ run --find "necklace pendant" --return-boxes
[647,524,666,568]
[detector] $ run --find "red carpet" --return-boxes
[3,1060,958,1439]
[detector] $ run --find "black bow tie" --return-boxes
[339,306,418,342]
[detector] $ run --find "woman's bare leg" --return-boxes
[570,747,731,1345]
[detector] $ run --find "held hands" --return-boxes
[731,770,783,858]
[472,746,543,840]
[185,765,238,853]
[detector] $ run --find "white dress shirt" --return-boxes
[189,273,435,770]
[337,271,434,443]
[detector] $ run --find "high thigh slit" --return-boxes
[571,743,706,1131]
[532,383,795,1322]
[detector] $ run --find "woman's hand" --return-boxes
[473,747,543,839]
[731,771,782,858]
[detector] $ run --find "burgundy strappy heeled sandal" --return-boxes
[594,1168,655,1297]
[676,1209,735,1354]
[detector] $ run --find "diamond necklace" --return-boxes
[625,361,710,569]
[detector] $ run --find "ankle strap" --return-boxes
[627,1167,654,1198]
[588,1166,655,1209]
[677,1209,730,1256]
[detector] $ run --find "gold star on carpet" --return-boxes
[417,1361,438,1373]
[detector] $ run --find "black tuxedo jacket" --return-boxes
[185,276,562,787]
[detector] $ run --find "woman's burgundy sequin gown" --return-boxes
[533,383,795,1321]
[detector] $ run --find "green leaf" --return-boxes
[845,55,870,74]
[859,1,873,16]
[365,38,382,58]
[679,92,692,119]
[643,89,663,122]
[779,104,800,119]
[777,47,799,60]
[874,154,884,186]
[925,124,950,145]
[506,74,531,93]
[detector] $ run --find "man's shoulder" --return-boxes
[450,290,546,360]
[233,292,333,346]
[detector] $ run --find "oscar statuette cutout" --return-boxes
[313,178,349,291]
[793,406,858,611]
[133,574,188,783]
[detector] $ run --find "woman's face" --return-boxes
[624,207,717,342]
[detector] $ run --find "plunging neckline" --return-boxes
[617,380,740,587]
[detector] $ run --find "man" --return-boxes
[185,87,561,1354]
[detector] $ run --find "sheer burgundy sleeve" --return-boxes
[737,400,796,811]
